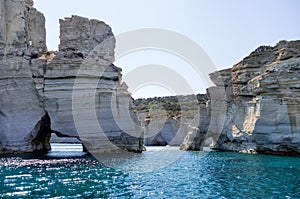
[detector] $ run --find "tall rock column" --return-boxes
[44,15,144,153]
[0,0,50,153]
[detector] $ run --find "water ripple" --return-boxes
[0,147,299,198]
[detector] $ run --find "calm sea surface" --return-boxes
[0,144,299,198]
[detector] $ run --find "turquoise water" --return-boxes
[0,145,299,198]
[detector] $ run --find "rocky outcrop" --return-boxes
[0,0,144,154]
[134,94,208,146]
[45,16,144,153]
[182,40,300,155]
[143,117,189,146]
[0,0,49,153]
[180,103,210,150]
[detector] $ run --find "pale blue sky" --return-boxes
[35,0,300,98]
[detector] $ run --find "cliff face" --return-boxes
[223,40,300,154]
[43,16,144,153]
[0,0,50,153]
[134,95,207,147]
[183,40,300,154]
[142,117,189,146]
[180,103,210,150]
[0,0,144,153]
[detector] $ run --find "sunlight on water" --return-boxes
[0,146,299,198]
[47,143,86,158]
[93,146,191,173]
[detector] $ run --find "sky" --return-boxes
[34,0,300,98]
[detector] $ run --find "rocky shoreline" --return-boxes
[0,0,299,156]
[181,40,300,155]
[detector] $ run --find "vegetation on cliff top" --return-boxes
[133,94,208,119]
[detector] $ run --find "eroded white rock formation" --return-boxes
[180,103,210,150]
[0,0,144,153]
[182,40,300,155]
[143,117,189,146]
[0,0,50,153]
[45,15,144,153]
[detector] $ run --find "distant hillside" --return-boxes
[133,94,208,119]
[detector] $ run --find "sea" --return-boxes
[0,144,299,198]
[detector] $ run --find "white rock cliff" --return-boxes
[0,0,144,153]
[182,41,300,155]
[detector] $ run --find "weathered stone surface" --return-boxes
[27,7,47,55]
[0,1,144,154]
[180,103,209,150]
[144,117,189,146]
[25,0,34,7]
[203,40,300,154]
[0,0,28,56]
[181,40,300,155]
[59,15,114,57]
[0,0,49,153]
[42,15,143,153]
[134,95,208,147]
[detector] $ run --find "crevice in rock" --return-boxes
[30,112,52,154]
[51,129,80,139]
[0,110,7,117]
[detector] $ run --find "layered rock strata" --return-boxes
[0,0,49,153]
[182,40,300,155]
[0,0,144,153]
